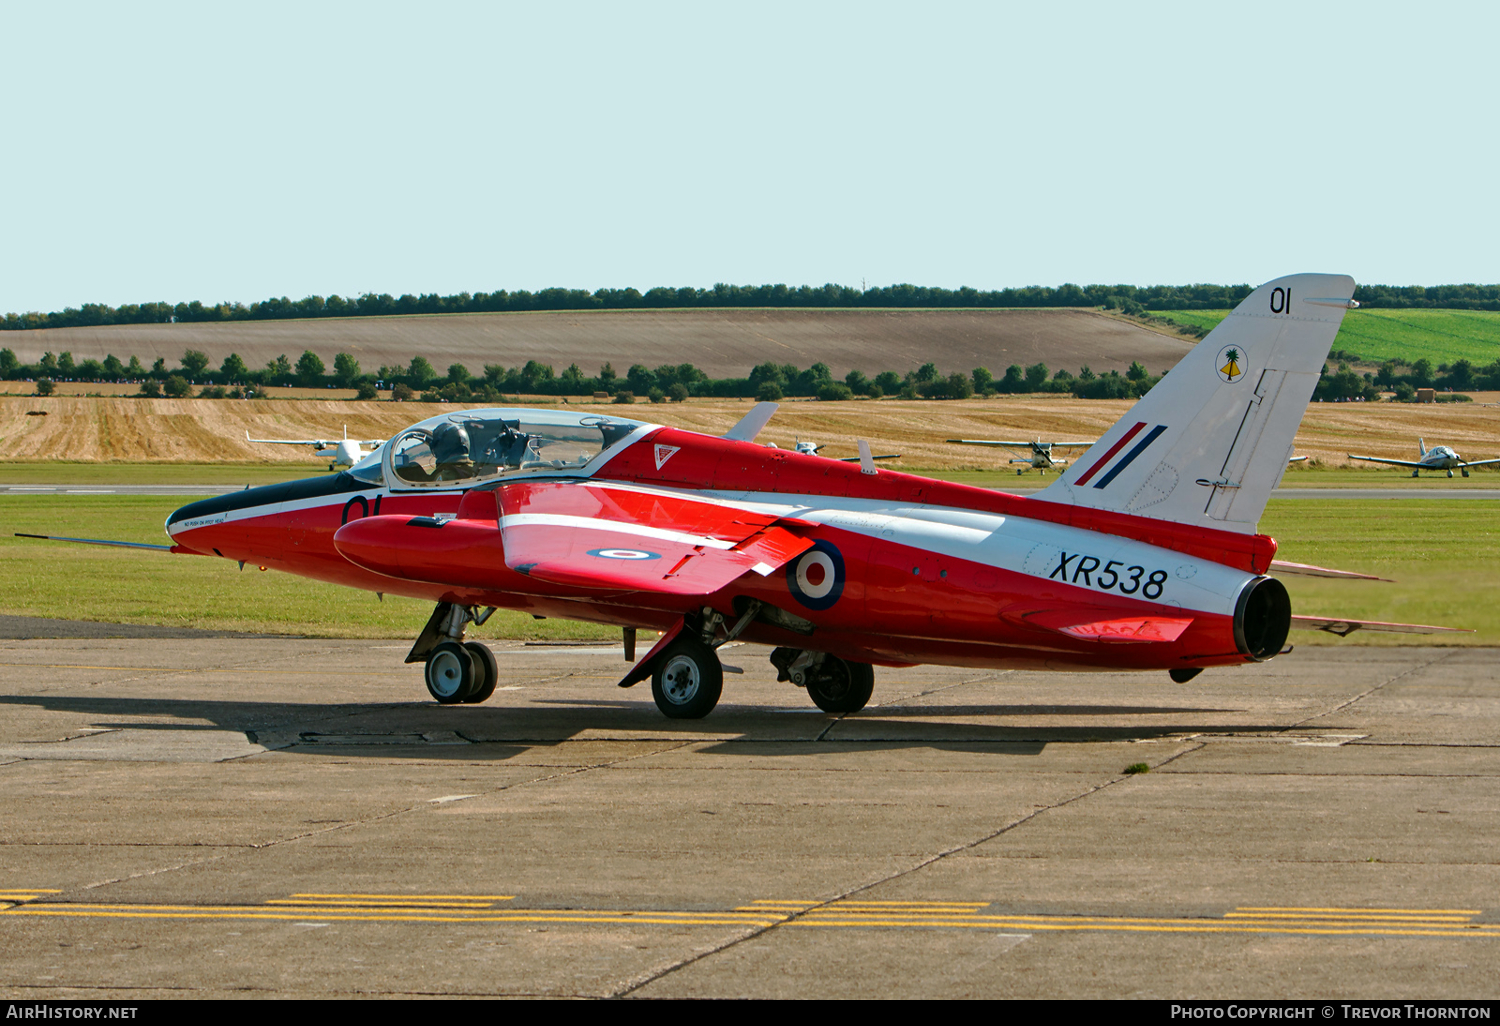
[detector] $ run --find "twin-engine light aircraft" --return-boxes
[1348,438,1500,478]
[946,438,1097,475]
[246,426,386,471]
[33,274,1465,719]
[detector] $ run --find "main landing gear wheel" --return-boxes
[425,641,477,704]
[651,637,723,719]
[806,656,874,714]
[462,641,499,703]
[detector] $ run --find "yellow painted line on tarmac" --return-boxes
[1224,913,1472,923]
[262,901,499,909]
[791,918,1500,938]
[1230,912,1476,918]
[2,891,1494,939]
[286,892,516,901]
[3,907,784,928]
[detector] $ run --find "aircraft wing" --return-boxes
[1347,453,1424,469]
[245,431,383,448]
[495,479,814,597]
[246,430,330,448]
[1290,616,1471,637]
[1459,457,1500,468]
[834,453,900,462]
[947,439,1095,448]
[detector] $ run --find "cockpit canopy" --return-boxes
[348,408,652,490]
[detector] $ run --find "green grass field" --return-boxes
[0,462,332,485]
[1154,308,1500,366]
[1261,499,1497,644]
[0,496,612,642]
[0,495,1492,646]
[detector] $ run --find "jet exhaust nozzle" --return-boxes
[1233,576,1291,661]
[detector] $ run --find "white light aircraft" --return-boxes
[946,438,1098,475]
[793,439,901,462]
[1347,439,1500,478]
[246,426,386,471]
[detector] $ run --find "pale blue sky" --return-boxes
[3,1,1495,314]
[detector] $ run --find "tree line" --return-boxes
[9,280,1500,333]
[2,345,1169,402]
[11,344,1494,404]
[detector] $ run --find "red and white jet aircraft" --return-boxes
[51,274,1466,718]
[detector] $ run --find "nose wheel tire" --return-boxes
[806,657,874,714]
[462,641,499,703]
[650,637,723,719]
[425,641,477,704]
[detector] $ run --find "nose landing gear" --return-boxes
[650,636,724,719]
[411,601,499,704]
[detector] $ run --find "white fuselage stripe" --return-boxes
[497,513,737,550]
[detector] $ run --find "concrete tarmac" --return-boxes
[0,635,1496,999]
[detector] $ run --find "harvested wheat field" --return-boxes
[3,394,1498,469]
[0,308,1192,379]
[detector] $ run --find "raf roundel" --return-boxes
[1215,344,1247,384]
[786,540,845,611]
[587,548,660,561]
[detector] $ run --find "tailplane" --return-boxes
[1037,273,1356,533]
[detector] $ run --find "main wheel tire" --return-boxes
[806,657,874,714]
[425,641,477,704]
[650,638,723,719]
[462,641,499,703]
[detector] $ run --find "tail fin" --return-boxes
[1037,273,1356,533]
[1419,437,1427,456]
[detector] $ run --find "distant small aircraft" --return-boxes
[247,426,386,471]
[946,438,1098,475]
[792,440,901,463]
[1347,438,1500,478]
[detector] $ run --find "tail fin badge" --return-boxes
[1216,345,1247,383]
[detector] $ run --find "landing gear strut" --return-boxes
[771,647,875,713]
[410,601,499,704]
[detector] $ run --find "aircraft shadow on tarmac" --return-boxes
[0,693,1281,759]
